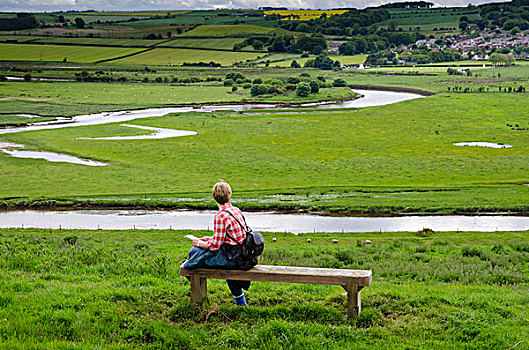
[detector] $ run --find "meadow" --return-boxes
[111,48,263,66]
[0,227,527,348]
[0,43,143,63]
[1,86,528,212]
[178,24,276,37]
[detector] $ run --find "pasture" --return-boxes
[178,24,276,36]
[0,227,527,348]
[0,43,143,63]
[1,89,528,212]
[156,38,247,50]
[111,48,263,66]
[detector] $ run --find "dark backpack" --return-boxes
[220,210,265,270]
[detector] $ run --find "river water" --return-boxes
[1,210,527,233]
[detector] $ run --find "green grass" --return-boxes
[0,43,143,63]
[0,81,249,115]
[31,37,167,47]
[157,38,247,49]
[0,228,527,348]
[179,24,275,37]
[0,115,55,126]
[110,48,262,66]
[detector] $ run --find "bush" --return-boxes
[23,73,32,82]
[264,79,282,86]
[287,77,300,84]
[252,78,262,84]
[180,77,192,84]
[416,228,434,237]
[242,83,252,89]
[301,52,309,58]
[309,80,320,93]
[232,86,238,92]
[250,84,269,96]
[226,72,245,81]
[296,82,311,97]
[223,79,234,86]
[291,60,301,68]
[300,73,310,77]
[332,78,347,87]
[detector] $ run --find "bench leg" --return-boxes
[190,274,207,307]
[345,282,361,318]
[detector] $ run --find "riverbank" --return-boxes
[2,192,529,217]
[0,227,527,348]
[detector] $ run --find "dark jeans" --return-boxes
[188,246,251,297]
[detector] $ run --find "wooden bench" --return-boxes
[179,264,372,318]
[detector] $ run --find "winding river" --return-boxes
[0,89,424,165]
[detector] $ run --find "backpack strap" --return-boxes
[221,209,250,245]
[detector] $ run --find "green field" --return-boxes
[111,48,262,66]
[31,37,167,47]
[0,228,527,348]
[179,24,276,37]
[0,43,143,63]
[157,38,247,49]
[1,81,528,212]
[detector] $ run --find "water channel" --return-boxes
[1,210,528,233]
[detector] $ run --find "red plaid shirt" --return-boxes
[207,203,247,251]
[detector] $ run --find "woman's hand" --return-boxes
[193,239,207,248]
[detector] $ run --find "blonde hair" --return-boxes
[212,181,232,205]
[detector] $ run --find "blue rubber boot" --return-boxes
[234,293,247,306]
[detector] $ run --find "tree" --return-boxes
[489,53,513,66]
[297,22,310,33]
[252,40,264,50]
[459,21,468,31]
[74,17,85,29]
[333,78,347,87]
[296,82,311,97]
[291,60,301,68]
[167,31,172,38]
[57,15,65,23]
[388,20,398,31]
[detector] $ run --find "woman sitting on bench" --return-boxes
[184,181,251,306]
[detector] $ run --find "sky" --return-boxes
[0,0,508,12]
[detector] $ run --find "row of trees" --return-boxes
[0,14,37,31]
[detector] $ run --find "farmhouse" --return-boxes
[327,41,346,54]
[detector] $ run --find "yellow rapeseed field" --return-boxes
[264,9,348,20]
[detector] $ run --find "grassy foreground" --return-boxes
[0,228,527,348]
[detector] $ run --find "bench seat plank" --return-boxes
[180,264,372,287]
